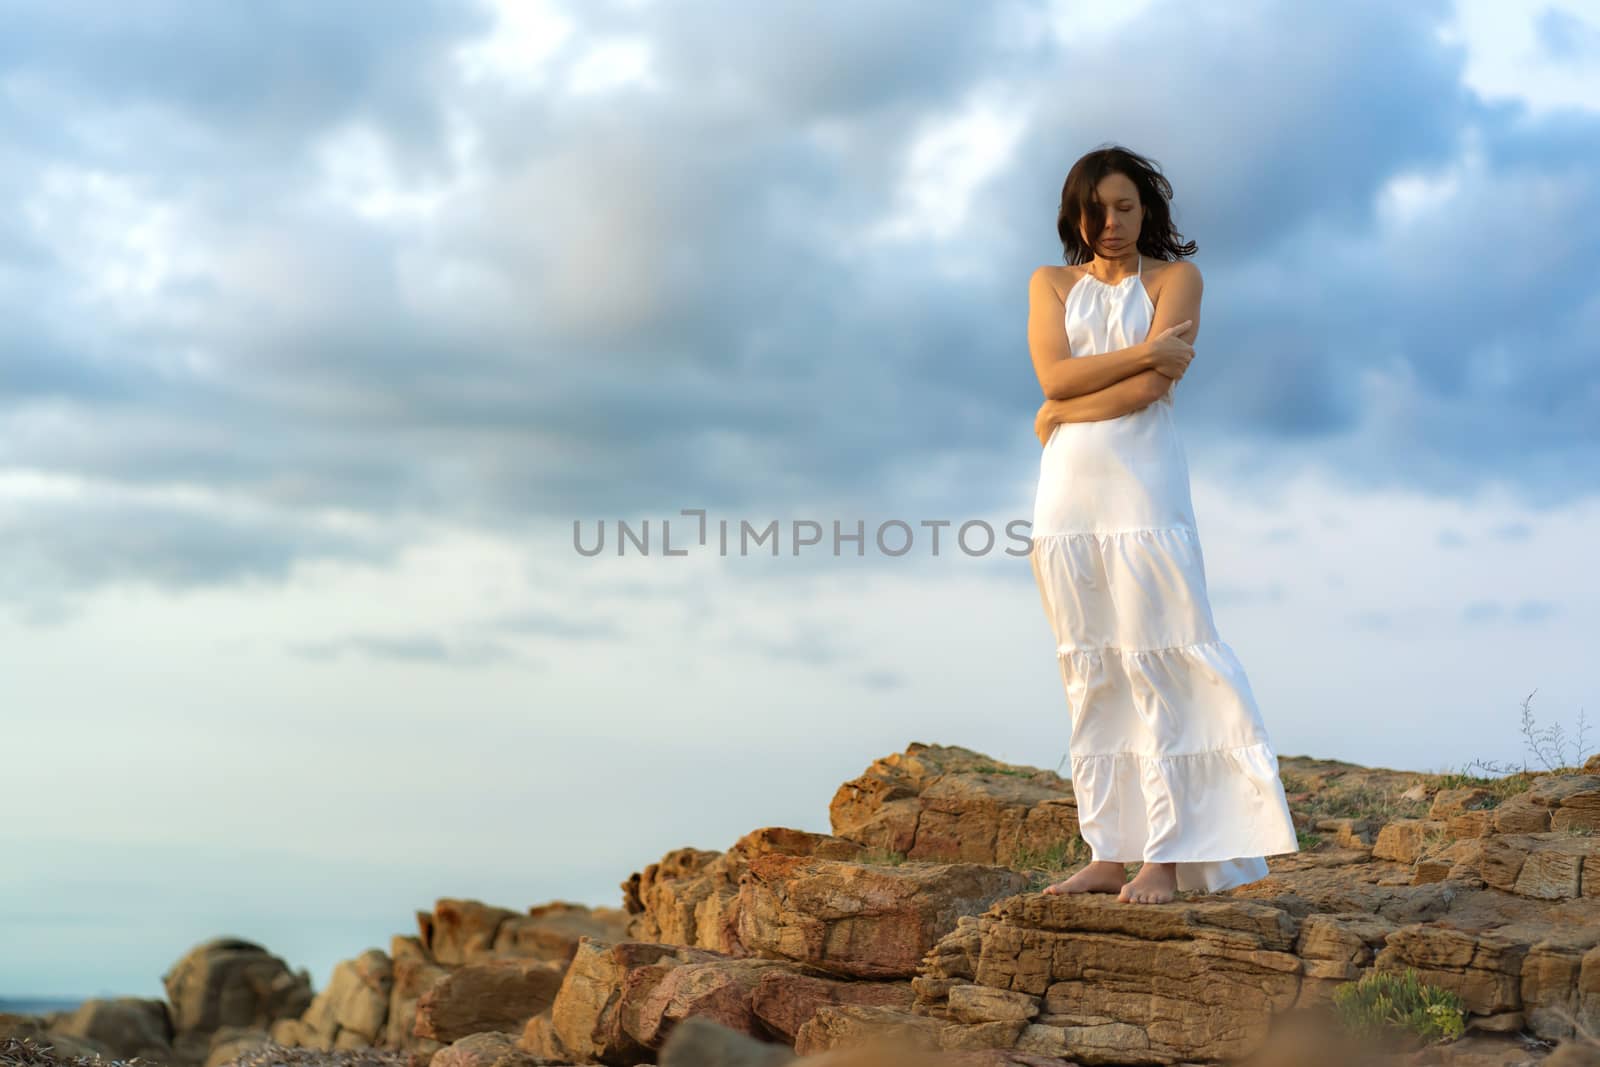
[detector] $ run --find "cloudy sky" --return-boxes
[3,0,1597,1003]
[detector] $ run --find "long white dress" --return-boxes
[1029,254,1300,893]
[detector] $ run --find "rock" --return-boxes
[528,938,724,1063]
[430,1029,567,1067]
[382,955,452,1058]
[69,750,1600,1066]
[1312,817,1375,849]
[205,1025,275,1067]
[793,1004,943,1057]
[1429,787,1497,820]
[827,744,1080,866]
[622,828,870,953]
[417,901,521,967]
[47,997,173,1064]
[657,1014,797,1066]
[1372,819,1448,864]
[413,959,565,1045]
[908,893,1300,1064]
[747,972,913,1045]
[298,949,394,1050]
[527,936,847,1063]
[493,902,631,964]
[162,937,314,1065]
[736,855,1031,980]
[0,1013,48,1042]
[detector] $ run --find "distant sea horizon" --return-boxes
[0,997,86,1017]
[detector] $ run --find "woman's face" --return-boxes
[1081,172,1144,256]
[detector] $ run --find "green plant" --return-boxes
[1332,967,1466,1047]
[1295,828,1324,851]
[860,846,909,866]
[970,763,1032,777]
[1416,824,1452,860]
[1280,771,1312,795]
[1009,839,1083,871]
[1013,836,1096,891]
[1299,782,1430,823]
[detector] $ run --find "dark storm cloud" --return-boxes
[0,0,1595,615]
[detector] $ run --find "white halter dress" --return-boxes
[1029,254,1299,893]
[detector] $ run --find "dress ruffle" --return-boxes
[1029,527,1300,894]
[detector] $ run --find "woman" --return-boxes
[1027,145,1300,904]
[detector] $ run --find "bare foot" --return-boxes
[1118,861,1178,903]
[1042,860,1127,895]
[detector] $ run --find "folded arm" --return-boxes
[1038,371,1167,435]
[1028,267,1152,400]
[1142,261,1204,403]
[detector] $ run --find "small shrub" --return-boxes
[1016,836,1096,890]
[860,846,909,865]
[970,763,1032,777]
[1280,771,1312,795]
[1331,967,1466,1047]
[1450,689,1593,782]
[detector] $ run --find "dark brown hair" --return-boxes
[1056,144,1197,265]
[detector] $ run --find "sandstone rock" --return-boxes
[430,1028,568,1067]
[747,972,914,1044]
[162,937,314,1065]
[794,1004,943,1057]
[1493,793,1555,834]
[79,752,1600,1066]
[530,938,729,1064]
[657,1014,796,1066]
[736,855,1030,980]
[417,901,521,967]
[1372,818,1449,863]
[493,902,631,964]
[413,958,566,1045]
[1430,787,1497,820]
[622,828,869,954]
[1312,817,1375,849]
[1443,833,1594,899]
[297,949,393,1049]
[1373,923,1527,1015]
[1292,912,1399,998]
[1447,810,1496,840]
[48,996,173,1064]
[827,744,1079,866]
[384,954,452,1057]
[910,893,1299,1064]
[204,1024,275,1067]
[0,1013,48,1042]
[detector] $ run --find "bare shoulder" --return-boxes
[1146,258,1201,310]
[1029,264,1073,304]
[1030,264,1077,304]
[1155,258,1202,287]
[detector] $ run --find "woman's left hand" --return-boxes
[1034,399,1058,447]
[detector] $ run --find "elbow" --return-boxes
[1042,372,1080,401]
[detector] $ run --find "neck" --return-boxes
[1088,247,1139,280]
